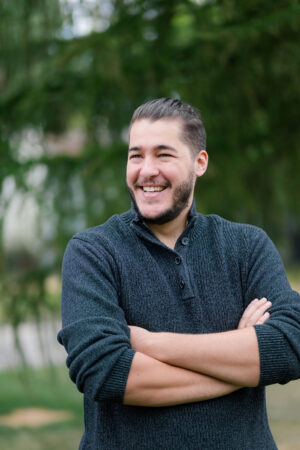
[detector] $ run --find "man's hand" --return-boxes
[129,297,272,387]
[238,298,272,329]
[130,297,272,352]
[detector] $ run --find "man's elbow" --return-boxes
[67,348,136,403]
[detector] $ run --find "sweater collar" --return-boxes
[129,200,198,248]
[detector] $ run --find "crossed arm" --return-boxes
[123,298,271,406]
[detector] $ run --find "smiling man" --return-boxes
[127,116,208,248]
[58,98,300,449]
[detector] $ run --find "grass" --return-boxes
[0,366,299,449]
[0,366,84,450]
[0,366,82,415]
[267,380,300,450]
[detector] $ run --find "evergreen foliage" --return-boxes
[0,0,299,325]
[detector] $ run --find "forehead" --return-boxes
[129,118,185,148]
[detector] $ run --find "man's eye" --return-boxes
[159,153,172,158]
[129,154,142,159]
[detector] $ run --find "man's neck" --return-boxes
[146,211,189,250]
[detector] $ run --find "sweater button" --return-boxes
[175,256,181,265]
[179,280,185,289]
[181,237,189,246]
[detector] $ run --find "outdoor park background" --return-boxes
[0,1,300,449]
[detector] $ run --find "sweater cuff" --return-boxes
[254,324,292,386]
[96,349,136,402]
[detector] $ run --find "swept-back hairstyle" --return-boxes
[130,98,206,157]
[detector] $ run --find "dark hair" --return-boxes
[130,98,206,157]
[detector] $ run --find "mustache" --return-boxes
[134,178,171,188]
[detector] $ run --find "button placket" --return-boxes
[179,258,194,300]
[181,237,189,246]
[173,241,194,300]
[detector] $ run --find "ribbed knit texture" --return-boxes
[58,203,300,449]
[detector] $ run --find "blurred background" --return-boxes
[0,0,299,449]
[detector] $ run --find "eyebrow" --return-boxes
[128,144,178,152]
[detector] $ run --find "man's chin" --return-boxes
[128,188,184,225]
[140,208,182,225]
[138,210,165,224]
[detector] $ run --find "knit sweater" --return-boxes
[58,203,300,449]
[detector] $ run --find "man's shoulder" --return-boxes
[70,210,133,247]
[200,213,260,232]
[197,213,266,243]
[193,214,270,264]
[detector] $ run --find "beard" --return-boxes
[127,173,195,225]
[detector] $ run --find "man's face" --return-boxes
[126,118,201,225]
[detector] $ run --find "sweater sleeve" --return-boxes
[243,226,300,386]
[57,236,135,403]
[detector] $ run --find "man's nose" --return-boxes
[139,157,160,178]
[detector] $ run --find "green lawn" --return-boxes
[267,380,300,450]
[0,366,299,449]
[0,366,83,450]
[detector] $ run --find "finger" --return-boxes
[250,300,272,324]
[256,311,270,325]
[238,298,267,328]
[238,298,271,328]
[242,298,267,319]
[238,299,259,326]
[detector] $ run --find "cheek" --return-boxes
[126,164,137,186]
[166,166,186,182]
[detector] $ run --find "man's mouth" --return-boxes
[142,186,166,192]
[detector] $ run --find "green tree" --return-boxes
[0,0,299,330]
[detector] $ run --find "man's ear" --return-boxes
[195,150,208,178]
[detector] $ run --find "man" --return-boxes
[58,98,300,449]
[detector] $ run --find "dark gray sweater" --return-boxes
[58,203,300,449]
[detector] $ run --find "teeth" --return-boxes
[143,186,165,192]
